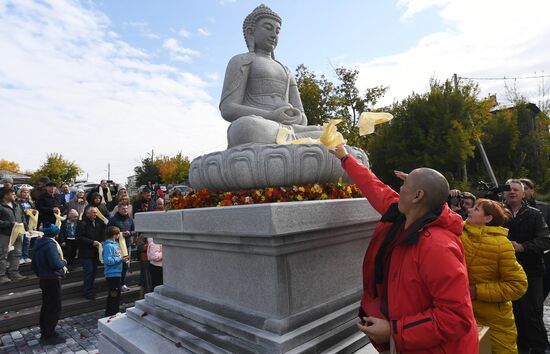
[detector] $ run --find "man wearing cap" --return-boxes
[0,188,28,283]
[2,176,14,190]
[31,224,66,345]
[31,176,50,202]
[36,181,62,228]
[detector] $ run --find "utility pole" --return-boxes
[454,73,498,186]
[107,163,111,180]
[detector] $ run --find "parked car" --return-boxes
[13,184,34,192]
[172,185,190,195]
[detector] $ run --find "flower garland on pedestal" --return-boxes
[169,181,363,210]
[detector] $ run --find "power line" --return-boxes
[459,74,550,81]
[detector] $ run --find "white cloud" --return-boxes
[197,27,211,37]
[179,27,191,38]
[397,0,450,20]
[356,0,550,107]
[0,0,228,183]
[163,38,200,63]
[205,72,219,81]
[124,21,160,39]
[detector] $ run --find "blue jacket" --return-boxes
[102,239,123,278]
[31,237,66,278]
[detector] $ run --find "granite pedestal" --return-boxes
[98,199,379,353]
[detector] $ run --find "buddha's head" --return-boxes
[243,4,282,54]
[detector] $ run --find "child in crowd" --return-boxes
[102,226,127,316]
[31,224,67,345]
[147,238,163,289]
[59,209,79,269]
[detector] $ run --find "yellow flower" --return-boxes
[298,186,305,192]
[296,195,303,201]
[321,193,328,199]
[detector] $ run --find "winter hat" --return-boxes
[43,224,60,238]
[68,209,79,218]
[2,176,13,184]
[77,188,85,193]
[38,176,50,184]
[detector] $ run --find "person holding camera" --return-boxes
[503,179,550,354]
[448,190,476,220]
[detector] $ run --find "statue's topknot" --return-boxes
[243,4,282,49]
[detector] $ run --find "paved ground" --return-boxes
[1,300,550,353]
[0,303,132,354]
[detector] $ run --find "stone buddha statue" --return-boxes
[220,4,323,147]
[189,4,368,192]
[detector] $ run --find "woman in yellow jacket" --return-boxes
[462,198,528,354]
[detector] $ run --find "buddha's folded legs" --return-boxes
[227,115,285,147]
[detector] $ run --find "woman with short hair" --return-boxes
[462,198,528,354]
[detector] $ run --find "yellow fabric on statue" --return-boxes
[276,119,347,148]
[24,209,39,231]
[9,223,25,252]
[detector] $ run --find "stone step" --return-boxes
[0,272,140,312]
[0,261,141,295]
[0,285,142,333]
[125,306,232,354]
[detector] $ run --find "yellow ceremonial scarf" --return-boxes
[53,210,65,228]
[98,242,104,264]
[24,209,39,231]
[96,209,108,224]
[51,238,68,274]
[9,223,25,252]
[276,119,347,148]
[98,187,113,203]
[118,233,128,258]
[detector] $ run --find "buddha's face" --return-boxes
[253,18,280,52]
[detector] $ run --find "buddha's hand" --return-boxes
[269,105,302,124]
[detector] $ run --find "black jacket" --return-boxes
[36,192,62,226]
[76,218,106,259]
[505,203,550,276]
[528,198,550,227]
[0,201,27,237]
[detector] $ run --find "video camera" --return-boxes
[477,181,511,201]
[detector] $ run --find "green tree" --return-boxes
[480,103,550,189]
[32,153,82,185]
[295,65,388,151]
[367,78,492,189]
[295,64,336,126]
[332,67,388,149]
[157,152,191,184]
[134,157,161,187]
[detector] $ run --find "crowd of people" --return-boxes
[2,160,550,352]
[331,144,550,354]
[0,176,171,345]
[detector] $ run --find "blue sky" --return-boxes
[2,0,549,183]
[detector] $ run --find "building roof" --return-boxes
[490,102,541,114]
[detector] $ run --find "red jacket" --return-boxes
[343,156,478,353]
